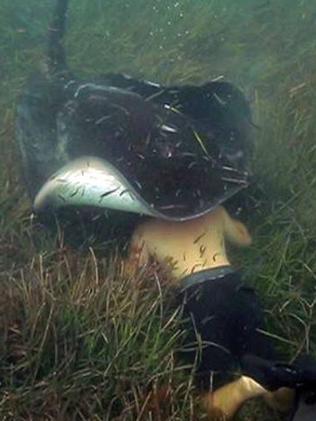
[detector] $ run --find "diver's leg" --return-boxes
[236,290,296,413]
[180,273,294,418]
[202,377,294,419]
[202,376,267,420]
[179,275,257,419]
[177,270,297,417]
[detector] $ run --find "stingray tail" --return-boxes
[47,0,69,76]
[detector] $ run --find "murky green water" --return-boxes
[0,1,315,420]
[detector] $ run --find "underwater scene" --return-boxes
[0,0,316,419]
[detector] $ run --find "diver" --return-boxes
[126,206,316,420]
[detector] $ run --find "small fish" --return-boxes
[158,204,186,210]
[119,189,130,197]
[64,79,76,89]
[163,103,183,115]
[99,187,119,199]
[182,152,196,158]
[194,232,206,244]
[213,253,220,262]
[188,161,197,169]
[213,92,227,106]
[95,115,111,125]
[144,79,161,88]
[199,245,206,257]
[69,187,80,197]
[221,165,241,173]
[145,89,165,101]
[190,263,203,273]
[192,130,212,159]
[161,124,178,134]
[221,176,248,185]
[134,180,143,190]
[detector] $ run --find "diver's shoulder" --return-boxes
[203,205,226,224]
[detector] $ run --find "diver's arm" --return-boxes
[222,207,252,247]
[124,226,150,275]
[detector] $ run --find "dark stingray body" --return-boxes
[17,73,252,217]
[16,0,253,227]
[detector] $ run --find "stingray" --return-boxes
[16,0,253,225]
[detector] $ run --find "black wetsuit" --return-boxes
[178,267,276,391]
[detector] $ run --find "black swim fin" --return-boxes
[290,388,316,421]
[240,354,316,391]
[289,355,316,421]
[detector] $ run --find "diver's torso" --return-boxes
[137,206,229,280]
